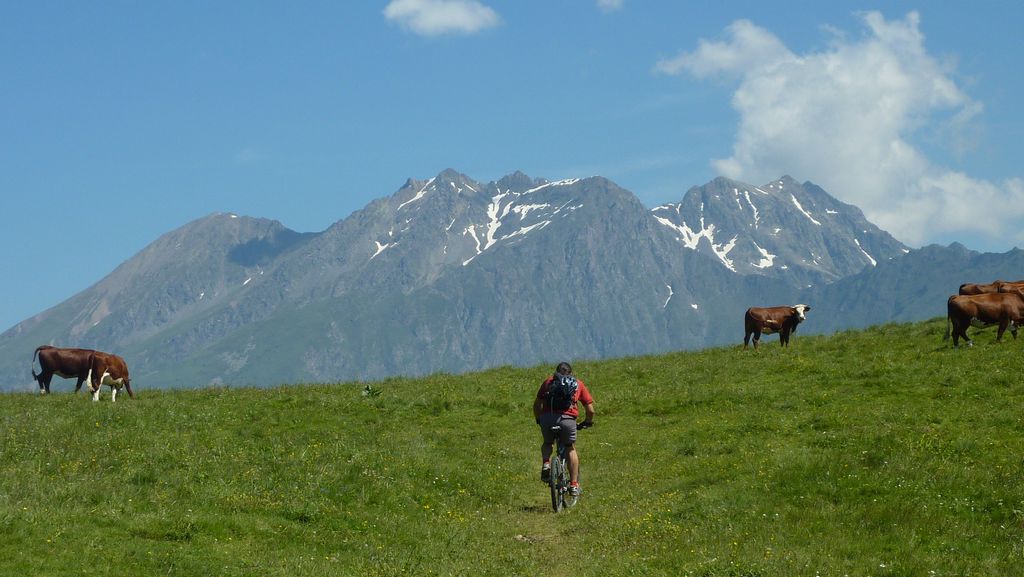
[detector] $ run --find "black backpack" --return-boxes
[547,374,579,411]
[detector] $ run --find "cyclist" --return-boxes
[533,361,595,497]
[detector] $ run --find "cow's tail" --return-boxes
[30,346,41,380]
[944,299,953,341]
[87,351,97,392]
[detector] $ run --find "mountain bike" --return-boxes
[547,422,590,512]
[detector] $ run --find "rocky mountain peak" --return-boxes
[652,175,907,283]
[497,170,546,192]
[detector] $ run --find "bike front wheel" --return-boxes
[562,464,578,509]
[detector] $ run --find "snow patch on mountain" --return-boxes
[854,239,877,266]
[511,203,551,220]
[503,220,550,242]
[484,193,510,251]
[742,190,760,227]
[652,210,739,272]
[459,186,575,265]
[751,241,776,269]
[790,195,822,226]
[555,202,584,216]
[398,177,436,210]
[524,178,581,195]
[371,240,395,260]
[716,237,738,272]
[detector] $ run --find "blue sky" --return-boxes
[3,1,1023,332]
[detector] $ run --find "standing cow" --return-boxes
[88,351,134,402]
[945,291,1024,348]
[744,305,810,349]
[31,345,96,394]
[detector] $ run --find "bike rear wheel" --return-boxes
[549,456,564,512]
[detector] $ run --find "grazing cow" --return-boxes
[945,292,1024,348]
[744,304,811,349]
[959,280,1024,295]
[88,351,134,402]
[31,345,96,395]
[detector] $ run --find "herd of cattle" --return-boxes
[946,279,1024,347]
[31,345,133,401]
[24,279,1023,398]
[743,279,1024,350]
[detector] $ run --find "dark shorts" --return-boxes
[539,413,577,446]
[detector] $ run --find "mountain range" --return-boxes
[1,170,1020,391]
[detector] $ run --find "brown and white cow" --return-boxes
[945,291,1024,348]
[959,280,1024,295]
[743,304,810,349]
[87,351,134,402]
[31,345,96,395]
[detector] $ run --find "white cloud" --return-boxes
[384,0,500,37]
[597,0,624,13]
[657,11,1024,249]
[655,19,794,77]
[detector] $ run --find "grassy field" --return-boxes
[2,318,1022,576]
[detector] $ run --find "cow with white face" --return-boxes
[87,351,134,402]
[743,304,811,349]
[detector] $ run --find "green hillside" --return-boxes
[2,318,1022,576]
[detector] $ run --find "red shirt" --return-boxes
[536,376,593,418]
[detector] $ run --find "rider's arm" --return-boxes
[533,396,544,422]
[582,401,595,425]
